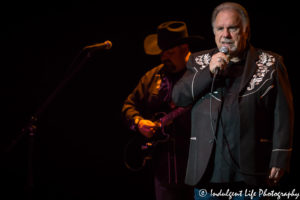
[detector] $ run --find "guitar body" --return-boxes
[123,122,170,171]
[123,106,191,171]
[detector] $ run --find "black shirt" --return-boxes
[210,60,245,183]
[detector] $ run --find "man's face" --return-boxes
[160,44,188,73]
[213,9,248,56]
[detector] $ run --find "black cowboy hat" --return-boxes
[144,21,206,55]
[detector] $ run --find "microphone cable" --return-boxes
[209,71,219,142]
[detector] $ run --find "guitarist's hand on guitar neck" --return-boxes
[138,119,161,138]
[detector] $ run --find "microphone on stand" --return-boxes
[83,40,112,51]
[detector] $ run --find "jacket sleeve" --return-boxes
[172,53,213,107]
[269,56,294,171]
[121,74,148,131]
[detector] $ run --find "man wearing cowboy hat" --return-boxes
[122,21,206,200]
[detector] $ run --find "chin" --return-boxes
[165,65,175,72]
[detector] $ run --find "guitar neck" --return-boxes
[159,105,192,127]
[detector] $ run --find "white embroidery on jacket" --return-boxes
[241,70,275,98]
[247,52,275,91]
[195,54,211,70]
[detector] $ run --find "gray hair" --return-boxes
[211,2,250,34]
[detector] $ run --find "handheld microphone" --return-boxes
[219,46,229,54]
[213,46,229,74]
[83,40,112,51]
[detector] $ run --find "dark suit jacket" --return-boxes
[172,46,294,186]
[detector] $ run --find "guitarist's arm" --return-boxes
[122,96,159,138]
[121,68,161,137]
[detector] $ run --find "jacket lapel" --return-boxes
[238,46,259,93]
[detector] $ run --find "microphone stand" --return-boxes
[5,48,97,199]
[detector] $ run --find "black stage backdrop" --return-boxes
[0,1,299,199]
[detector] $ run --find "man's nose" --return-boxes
[160,51,170,60]
[222,28,231,38]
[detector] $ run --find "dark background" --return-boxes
[0,1,299,199]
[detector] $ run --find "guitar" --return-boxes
[123,106,191,171]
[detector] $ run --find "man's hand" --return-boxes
[209,52,229,74]
[269,167,285,184]
[138,119,159,138]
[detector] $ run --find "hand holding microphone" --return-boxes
[210,46,229,75]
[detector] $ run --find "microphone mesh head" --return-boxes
[219,46,229,54]
[104,40,112,49]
